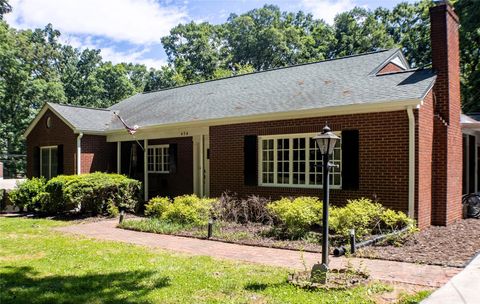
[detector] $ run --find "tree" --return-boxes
[0,0,11,20]
[143,66,181,92]
[161,22,225,82]
[0,22,66,175]
[333,7,395,57]
[95,62,136,107]
[380,0,434,68]
[224,5,334,70]
[455,0,480,112]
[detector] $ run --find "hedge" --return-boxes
[10,173,141,216]
[144,194,414,240]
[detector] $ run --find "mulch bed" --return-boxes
[356,218,480,268]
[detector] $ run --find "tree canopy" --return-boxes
[0,0,479,177]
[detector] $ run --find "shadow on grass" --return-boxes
[0,266,170,304]
[244,281,288,292]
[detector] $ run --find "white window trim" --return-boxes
[257,132,342,189]
[147,144,170,174]
[40,145,58,179]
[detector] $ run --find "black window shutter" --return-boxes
[168,144,178,174]
[57,145,64,175]
[33,146,40,177]
[341,130,359,190]
[244,135,257,186]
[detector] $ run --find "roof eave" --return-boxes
[105,98,423,142]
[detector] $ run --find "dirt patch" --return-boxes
[356,218,480,268]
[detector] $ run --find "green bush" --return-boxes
[329,198,414,239]
[329,198,384,238]
[267,196,414,240]
[380,209,414,231]
[267,197,323,238]
[145,196,171,217]
[9,177,46,212]
[42,172,141,216]
[145,195,215,226]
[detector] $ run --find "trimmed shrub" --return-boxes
[145,196,171,218]
[145,194,215,226]
[9,177,46,212]
[212,192,273,224]
[267,197,323,238]
[380,209,414,231]
[42,172,141,216]
[329,198,413,239]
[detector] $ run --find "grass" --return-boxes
[0,217,431,303]
[119,218,257,242]
[119,218,192,235]
[396,290,432,304]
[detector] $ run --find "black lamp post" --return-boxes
[312,125,340,278]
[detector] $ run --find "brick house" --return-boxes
[24,2,471,228]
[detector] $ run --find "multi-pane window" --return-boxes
[147,145,170,173]
[258,133,342,188]
[40,146,58,179]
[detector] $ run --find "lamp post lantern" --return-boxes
[312,124,340,279]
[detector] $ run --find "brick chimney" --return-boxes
[430,1,463,225]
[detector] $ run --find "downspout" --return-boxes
[76,133,83,175]
[407,107,415,219]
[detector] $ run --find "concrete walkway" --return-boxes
[56,220,460,288]
[421,254,480,304]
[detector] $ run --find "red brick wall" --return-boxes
[210,111,410,213]
[377,62,404,75]
[80,135,116,174]
[147,137,193,198]
[26,109,76,177]
[415,91,434,229]
[430,3,463,225]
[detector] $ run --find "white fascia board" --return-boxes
[106,98,422,142]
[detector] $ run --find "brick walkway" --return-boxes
[56,220,460,288]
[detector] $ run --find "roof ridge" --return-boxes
[48,102,111,112]
[141,49,393,95]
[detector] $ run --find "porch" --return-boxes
[110,127,210,201]
[462,114,480,194]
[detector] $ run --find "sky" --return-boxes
[5,0,414,69]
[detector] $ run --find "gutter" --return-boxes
[76,133,83,175]
[407,106,415,219]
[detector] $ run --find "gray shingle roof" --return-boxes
[108,49,436,131]
[48,102,115,132]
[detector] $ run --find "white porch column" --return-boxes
[144,139,148,202]
[76,133,83,175]
[116,142,121,174]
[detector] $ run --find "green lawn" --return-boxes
[0,217,422,303]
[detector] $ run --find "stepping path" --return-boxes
[56,220,460,288]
